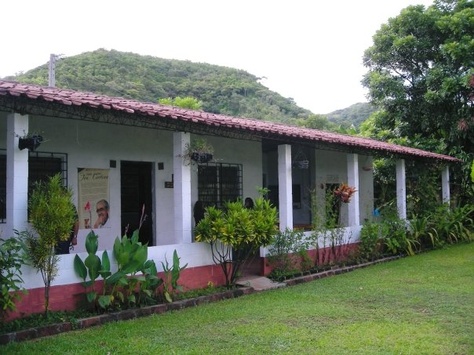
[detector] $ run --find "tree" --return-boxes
[158,96,203,110]
[362,0,474,204]
[296,114,338,131]
[22,174,75,315]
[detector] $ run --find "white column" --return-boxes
[396,159,407,220]
[441,165,450,205]
[6,113,30,234]
[278,144,293,231]
[173,132,192,243]
[347,154,360,226]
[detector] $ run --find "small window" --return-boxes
[198,163,242,208]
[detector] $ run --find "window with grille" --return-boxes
[198,163,242,209]
[0,151,67,223]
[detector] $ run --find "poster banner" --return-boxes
[78,168,110,230]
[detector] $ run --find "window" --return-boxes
[0,151,67,223]
[28,151,68,192]
[198,163,242,208]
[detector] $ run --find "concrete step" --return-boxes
[236,276,286,291]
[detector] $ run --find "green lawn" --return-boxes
[2,243,473,354]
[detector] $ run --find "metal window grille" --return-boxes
[0,150,68,223]
[198,163,243,209]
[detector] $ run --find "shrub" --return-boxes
[195,194,278,288]
[358,220,386,261]
[0,236,27,320]
[267,228,310,280]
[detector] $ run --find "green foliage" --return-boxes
[362,1,474,204]
[428,203,474,244]
[22,174,75,315]
[73,231,112,310]
[28,174,76,246]
[182,137,214,165]
[74,230,162,311]
[195,194,278,288]
[161,250,188,303]
[0,236,27,319]
[8,48,313,122]
[267,228,311,280]
[471,160,474,182]
[309,186,354,267]
[358,201,474,261]
[358,220,386,261]
[326,102,377,130]
[159,96,203,110]
[296,114,338,131]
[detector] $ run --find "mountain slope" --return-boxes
[3,49,313,123]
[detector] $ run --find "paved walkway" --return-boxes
[235,276,286,291]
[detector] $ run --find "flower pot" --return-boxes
[294,160,309,169]
[191,152,213,163]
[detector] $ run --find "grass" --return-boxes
[1,243,473,354]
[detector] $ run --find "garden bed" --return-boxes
[0,255,400,345]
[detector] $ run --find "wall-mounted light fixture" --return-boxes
[18,134,43,151]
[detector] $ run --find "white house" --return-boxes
[0,80,458,317]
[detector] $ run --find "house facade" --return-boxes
[0,80,458,317]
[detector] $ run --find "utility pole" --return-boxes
[48,54,58,87]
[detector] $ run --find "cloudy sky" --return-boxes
[1,0,434,114]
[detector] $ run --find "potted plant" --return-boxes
[183,138,214,164]
[293,149,309,170]
[18,133,43,151]
[333,183,357,204]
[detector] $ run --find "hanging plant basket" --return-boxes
[293,148,309,170]
[191,152,214,163]
[18,135,43,151]
[183,138,214,165]
[294,160,309,170]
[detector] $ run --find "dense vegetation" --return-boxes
[362,0,474,205]
[3,48,372,128]
[4,49,313,123]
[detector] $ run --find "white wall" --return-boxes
[0,113,263,250]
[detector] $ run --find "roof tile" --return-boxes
[0,80,460,162]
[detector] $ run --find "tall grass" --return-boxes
[1,243,473,354]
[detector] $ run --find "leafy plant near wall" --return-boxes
[108,230,162,308]
[73,231,112,310]
[161,250,188,303]
[21,174,76,315]
[358,220,387,261]
[310,186,353,267]
[0,236,27,320]
[266,228,311,281]
[195,191,278,289]
[74,230,163,311]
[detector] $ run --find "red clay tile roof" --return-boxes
[0,80,459,162]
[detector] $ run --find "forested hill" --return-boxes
[4,49,313,123]
[326,102,376,128]
[3,49,374,127]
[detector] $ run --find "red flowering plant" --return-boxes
[333,183,357,204]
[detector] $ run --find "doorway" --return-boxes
[120,161,153,246]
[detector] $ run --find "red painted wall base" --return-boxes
[6,263,226,322]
